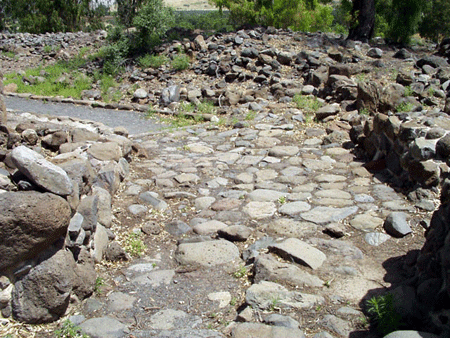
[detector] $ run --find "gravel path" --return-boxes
[5,96,166,136]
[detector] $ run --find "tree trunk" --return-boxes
[347,0,375,42]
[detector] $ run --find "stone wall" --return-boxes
[0,111,131,323]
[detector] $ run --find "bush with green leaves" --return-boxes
[55,320,89,338]
[210,0,333,32]
[171,54,190,71]
[174,11,235,33]
[133,0,175,50]
[138,54,169,68]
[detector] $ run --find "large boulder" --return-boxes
[0,191,71,271]
[11,146,73,196]
[11,249,76,323]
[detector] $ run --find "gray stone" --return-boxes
[367,48,383,58]
[57,157,95,195]
[268,146,299,157]
[269,238,326,270]
[320,315,352,336]
[139,191,168,211]
[365,232,390,246]
[194,196,216,210]
[0,191,71,271]
[131,270,175,287]
[12,249,76,324]
[265,218,317,238]
[315,103,340,121]
[246,281,324,310]
[149,309,201,330]
[244,201,277,219]
[161,85,181,106]
[193,220,228,235]
[278,201,311,215]
[80,316,128,338]
[105,242,129,261]
[217,225,252,241]
[165,220,192,237]
[92,224,108,263]
[264,313,299,328]
[133,88,148,99]
[232,322,305,338]
[411,137,437,161]
[247,189,286,202]
[383,331,439,338]
[350,213,384,232]
[128,204,148,215]
[92,186,112,228]
[77,195,98,231]
[384,212,412,237]
[87,142,122,161]
[107,292,136,312]
[11,146,73,196]
[175,240,240,267]
[301,206,358,225]
[254,254,323,287]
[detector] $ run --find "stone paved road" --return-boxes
[74,114,426,338]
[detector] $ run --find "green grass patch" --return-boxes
[3,48,97,99]
[138,54,169,68]
[1,50,16,58]
[196,100,216,115]
[124,232,147,257]
[171,54,190,71]
[395,102,414,112]
[293,94,323,113]
[55,320,90,338]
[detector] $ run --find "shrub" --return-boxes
[133,0,175,50]
[171,54,190,71]
[138,54,169,68]
[174,11,235,33]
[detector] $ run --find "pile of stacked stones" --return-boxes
[0,74,133,324]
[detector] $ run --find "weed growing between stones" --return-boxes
[94,276,105,295]
[404,85,414,97]
[138,54,169,68]
[245,110,257,120]
[233,265,247,278]
[293,94,323,114]
[396,102,414,112]
[124,232,147,257]
[171,54,190,71]
[54,320,89,338]
[366,293,402,336]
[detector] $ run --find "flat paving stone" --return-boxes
[269,238,327,269]
[175,240,240,267]
[301,206,359,225]
[243,201,277,219]
[350,213,384,232]
[278,201,311,216]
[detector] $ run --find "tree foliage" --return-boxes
[419,0,450,42]
[0,0,104,33]
[209,0,333,32]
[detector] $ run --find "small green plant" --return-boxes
[269,297,281,311]
[278,196,287,204]
[428,87,436,97]
[359,107,369,115]
[138,54,169,68]
[43,45,53,53]
[180,102,195,113]
[197,101,216,115]
[233,265,247,278]
[1,50,16,58]
[395,102,414,113]
[366,293,402,336]
[403,86,413,97]
[124,232,147,257]
[55,320,90,338]
[171,54,190,71]
[94,277,105,294]
[230,297,237,306]
[245,110,257,120]
[293,94,323,113]
[355,73,367,83]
